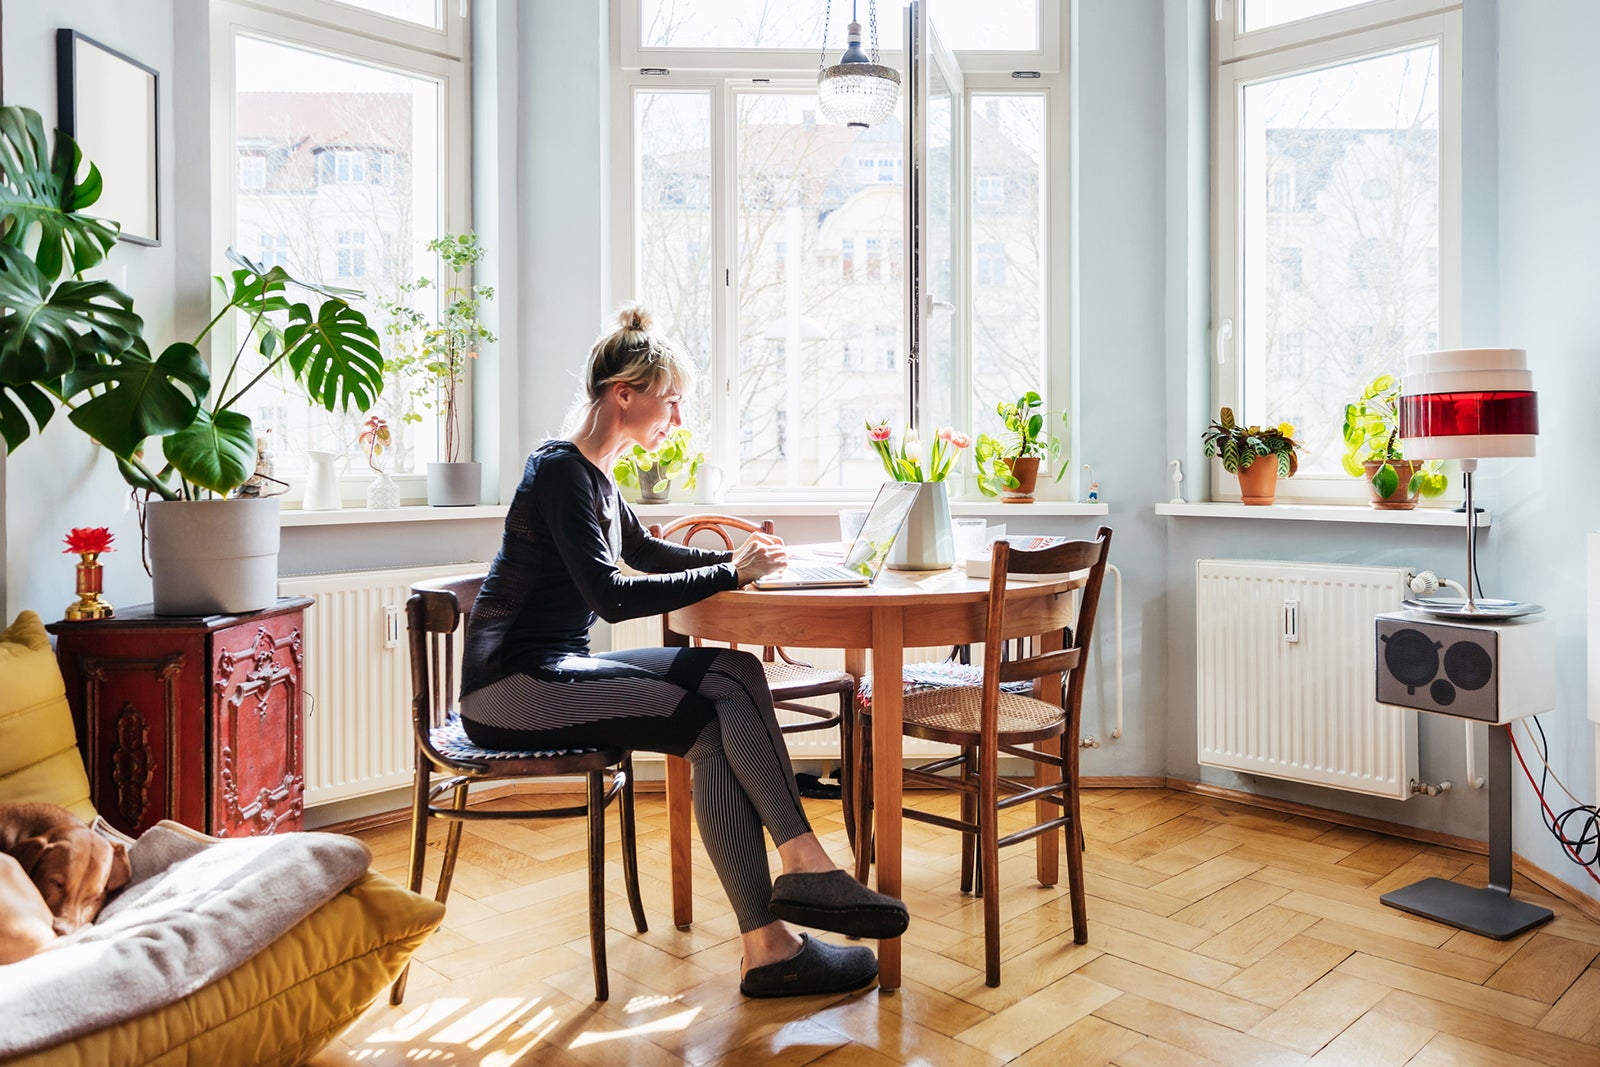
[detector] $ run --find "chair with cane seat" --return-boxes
[649,514,861,849]
[391,574,647,1005]
[856,526,1112,986]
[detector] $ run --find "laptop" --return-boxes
[754,481,921,589]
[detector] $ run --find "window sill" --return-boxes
[280,504,509,527]
[631,500,1111,518]
[1154,501,1490,527]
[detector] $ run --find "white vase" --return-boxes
[366,471,400,510]
[887,481,955,571]
[146,497,281,616]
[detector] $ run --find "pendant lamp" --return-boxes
[817,0,901,129]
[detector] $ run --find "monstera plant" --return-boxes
[0,105,383,501]
[0,104,384,614]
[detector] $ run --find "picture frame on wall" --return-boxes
[56,29,159,246]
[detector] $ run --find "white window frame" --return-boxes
[1211,0,1462,504]
[210,0,470,500]
[610,2,1069,499]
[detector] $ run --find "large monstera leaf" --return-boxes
[163,407,256,496]
[0,106,120,283]
[0,245,140,384]
[63,338,209,459]
[0,378,59,453]
[283,299,384,412]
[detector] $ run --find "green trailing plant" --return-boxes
[1201,408,1302,477]
[1342,374,1448,501]
[381,232,495,464]
[612,427,703,495]
[973,390,1068,496]
[0,105,385,500]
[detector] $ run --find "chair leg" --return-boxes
[434,780,470,904]
[1066,768,1088,945]
[839,688,857,856]
[980,743,1002,987]
[391,755,432,1006]
[619,756,648,933]
[959,745,977,896]
[587,769,610,1001]
[853,709,874,884]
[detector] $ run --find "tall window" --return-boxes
[1214,0,1460,499]
[217,0,468,484]
[617,2,1067,495]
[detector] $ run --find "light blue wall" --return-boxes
[4,0,1595,902]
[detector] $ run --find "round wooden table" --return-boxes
[663,565,1086,991]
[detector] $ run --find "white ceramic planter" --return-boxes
[146,497,281,616]
[427,461,481,507]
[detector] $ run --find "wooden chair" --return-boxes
[649,514,861,849]
[856,526,1112,986]
[391,574,647,1004]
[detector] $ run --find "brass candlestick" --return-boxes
[65,551,115,620]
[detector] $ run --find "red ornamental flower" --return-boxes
[63,527,115,554]
[867,422,892,442]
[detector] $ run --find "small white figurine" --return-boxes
[1169,459,1185,503]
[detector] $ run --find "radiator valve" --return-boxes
[1079,735,1101,749]
[1411,778,1453,797]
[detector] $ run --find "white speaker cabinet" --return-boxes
[1374,610,1554,723]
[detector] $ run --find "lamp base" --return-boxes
[1380,877,1553,940]
[1402,596,1544,619]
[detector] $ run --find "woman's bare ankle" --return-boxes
[775,833,837,876]
[740,922,804,977]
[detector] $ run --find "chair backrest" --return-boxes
[648,513,775,549]
[983,526,1113,732]
[407,574,487,743]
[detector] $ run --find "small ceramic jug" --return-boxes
[692,464,726,505]
[303,450,346,511]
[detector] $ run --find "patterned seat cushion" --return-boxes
[856,660,1033,711]
[430,715,602,762]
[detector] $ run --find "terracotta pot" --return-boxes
[1235,457,1279,505]
[1362,459,1422,510]
[1002,456,1041,503]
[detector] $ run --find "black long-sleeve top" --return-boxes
[461,439,737,695]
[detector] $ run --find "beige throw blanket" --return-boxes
[0,822,372,1057]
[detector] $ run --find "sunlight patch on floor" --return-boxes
[568,1006,702,1048]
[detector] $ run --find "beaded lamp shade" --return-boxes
[817,1,901,129]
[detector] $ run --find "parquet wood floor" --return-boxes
[309,787,1600,1066]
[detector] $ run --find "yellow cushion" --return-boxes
[0,610,95,821]
[2,871,445,1067]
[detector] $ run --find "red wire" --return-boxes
[1505,724,1600,887]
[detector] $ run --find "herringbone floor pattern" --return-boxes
[311,786,1600,1065]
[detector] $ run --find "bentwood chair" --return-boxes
[391,574,647,1004]
[649,514,861,849]
[856,526,1112,986]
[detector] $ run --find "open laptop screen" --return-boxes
[841,481,921,578]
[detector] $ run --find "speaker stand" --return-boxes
[1380,724,1553,939]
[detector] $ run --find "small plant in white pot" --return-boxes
[0,105,386,614]
[383,232,495,506]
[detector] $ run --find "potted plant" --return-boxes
[1201,408,1302,505]
[1342,374,1448,510]
[382,232,495,506]
[359,415,399,510]
[612,427,703,503]
[972,391,1067,502]
[0,106,385,614]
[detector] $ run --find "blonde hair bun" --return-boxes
[617,304,653,334]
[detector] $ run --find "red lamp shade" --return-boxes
[1398,348,1538,460]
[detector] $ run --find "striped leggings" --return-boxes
[460,646,811,932]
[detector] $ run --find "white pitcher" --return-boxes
[692,464,727,505]
[303,450,346,511]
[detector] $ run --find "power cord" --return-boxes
[1506,719,1600,886]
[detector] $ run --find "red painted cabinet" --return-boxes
[48,597,313,838]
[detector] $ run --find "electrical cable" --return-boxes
[1506,723,1600,886]
[1526,718,1600,869]
[1519,719,1588,808]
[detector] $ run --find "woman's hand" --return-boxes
[732,532,787,586]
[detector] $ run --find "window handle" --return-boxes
[1215,318,1233,365]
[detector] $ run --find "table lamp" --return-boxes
[1398,347,1540,618]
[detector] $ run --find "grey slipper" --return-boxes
[739,934,879,998]
[769,870,910,940]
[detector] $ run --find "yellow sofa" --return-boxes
[0,611,445,1067]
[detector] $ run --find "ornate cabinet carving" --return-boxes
[49,597,312,838]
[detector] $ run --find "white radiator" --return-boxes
[280,563,485,807]
[1196,559,1418,801]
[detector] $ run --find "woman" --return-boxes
[461,306,908,998]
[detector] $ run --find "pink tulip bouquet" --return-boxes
[866,420,969,482]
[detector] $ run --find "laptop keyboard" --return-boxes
[778,563,865,582]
